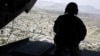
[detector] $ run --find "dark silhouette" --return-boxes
[53,2,87,56]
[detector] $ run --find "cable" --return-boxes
[6,19,14,44]
[6,0,15,44]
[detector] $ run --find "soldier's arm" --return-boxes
[53,16,61,33]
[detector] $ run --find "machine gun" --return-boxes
[0,0,54,56]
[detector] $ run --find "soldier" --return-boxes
[53,2,87,56]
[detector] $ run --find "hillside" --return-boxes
[0,9,100,52]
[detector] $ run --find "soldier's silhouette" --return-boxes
[53,2,87,56]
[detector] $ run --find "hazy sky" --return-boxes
[37,0,100,9]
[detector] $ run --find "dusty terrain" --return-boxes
[0,9,100,52]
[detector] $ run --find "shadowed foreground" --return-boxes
[0,38,100,56]
[81,50,100,56]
